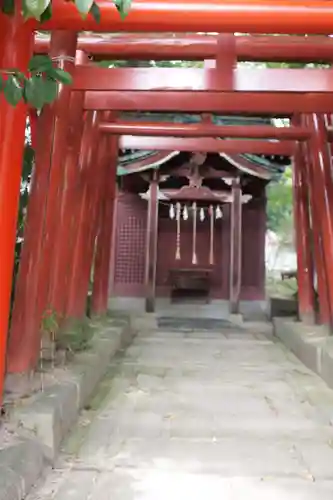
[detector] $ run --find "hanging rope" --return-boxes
[209,204,214,265]
[192,202,198,265]
[175,202,181,260]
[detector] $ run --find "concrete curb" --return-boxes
[273,317,333,388]
[1,316,137,500]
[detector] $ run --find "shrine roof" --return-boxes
[117,114,290,179]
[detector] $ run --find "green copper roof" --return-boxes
[117,114,289,177]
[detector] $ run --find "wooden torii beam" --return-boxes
[75,65,333,114]
[100,122,310,140]
[119,136,294,155]
[85,91,333,114]
[73,66,333,92]
[34,34,333,63]
[38,0,333,35]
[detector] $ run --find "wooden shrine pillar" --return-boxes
[78,115,108,318]
[91,128,119,316]
[145,171,159,313]
[108,186,119,297]
[48,49,87,317]
[305,113,333,326]
[302,137,330,325]
[292,124,315,324]
[66,111,101,319]
[8,31,77,375]
[229,178,242,314]
[36,31,78,327]
[0,6,33,395]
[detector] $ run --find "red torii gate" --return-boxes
[1,0,333,401]
[34,34,333,63]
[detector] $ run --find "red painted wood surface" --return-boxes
[74,66,333,93]
[306,113,333,325]
[91,131,118,316]
[9,88,55,374]
[43,33,78,321]
[119,137,294,156]
[34,34,333,63]
[33,32,77,366]
[114,193,266,302]
[100,122,310,140]
[8,32,77,374]
[112,193,147,298]
[156,218,225,298]
[242,201,267,301]
[108,187,119,297]
[301,136,330,325]
[49,50,87,318]
[90,135,111,315]
[215,34,235,90]
[292,132,315,324]
[113,192,266,302]
[80,116,116,318]
[39,0,333,35]
[8,0,333,388]
[80,147,103,316]
[66,111,101,318]
[85,91,333,114]
[0,7,33,388]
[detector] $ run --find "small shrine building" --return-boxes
[109,115,289,316]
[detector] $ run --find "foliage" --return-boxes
[0,55,72,108]
[0,0,131,107]
[266,167,293,239]
[266,272,297,298]
[41,307,60,335]
[1,0,131,23]
[56,317,94,353]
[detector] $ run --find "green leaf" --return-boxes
[89,1,100,22]
[114,0,131,19]
[28,55,53,72]
[49,68,73,85]
[24,76,46,109]
[4,75,23,106]
[23,0,50,19]
[43,78,58,103]
[1,0,15,14]
[0,76,3,92]
[74,0,93,15]
[40,2,52,22]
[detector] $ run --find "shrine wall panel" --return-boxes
[112,191,147,296]
[240,200,266,300]
[111,193,266,302]
[156,217,228,299]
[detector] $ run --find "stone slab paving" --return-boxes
[28,326,333,499]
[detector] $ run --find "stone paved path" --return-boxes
[28,324,333,499]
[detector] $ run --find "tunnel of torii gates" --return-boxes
[3,1,333,402]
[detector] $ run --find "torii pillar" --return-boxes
[0,6,33,395]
